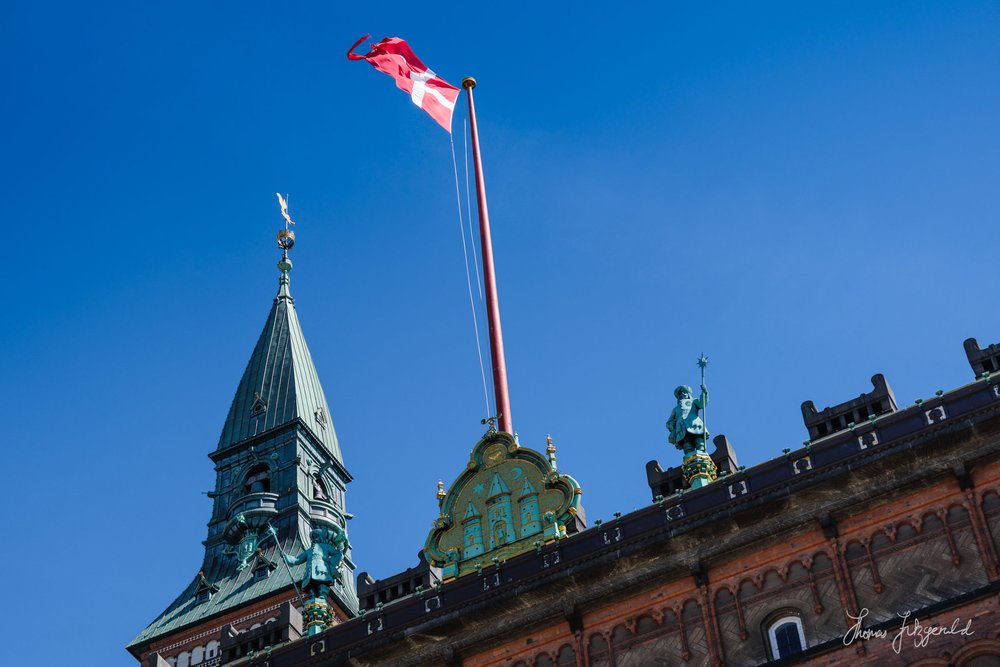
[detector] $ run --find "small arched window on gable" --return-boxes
[767,614,807,660]
[244,464,270,494]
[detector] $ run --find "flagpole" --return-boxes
[462,77,513,435]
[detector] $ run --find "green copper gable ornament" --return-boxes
[667,355,718,489]
[424,431,584,580]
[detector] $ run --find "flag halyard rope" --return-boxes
[450,135,492,419]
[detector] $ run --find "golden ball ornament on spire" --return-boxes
[277,228,296,251]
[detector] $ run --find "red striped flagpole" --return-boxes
[462,77,512,435]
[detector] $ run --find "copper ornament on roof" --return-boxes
[424,431,585,580]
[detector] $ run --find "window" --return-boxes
[244,464,270,494]
[313,477,328,501]
[767,616,806,660]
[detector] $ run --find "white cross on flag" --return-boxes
[348,35,460,132]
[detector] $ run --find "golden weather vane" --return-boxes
[276,192,295,229]
[275,193,296,261]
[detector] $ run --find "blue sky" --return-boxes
[1,2,998,664]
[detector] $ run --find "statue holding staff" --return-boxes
[667,355,717,488]
[281,524,349,600]
[666,384,708,457]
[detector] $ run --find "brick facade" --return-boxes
[462,465,1000,667]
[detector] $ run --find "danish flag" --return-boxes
[347,35,460,132]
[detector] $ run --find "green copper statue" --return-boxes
[668,355,718,489]
[666,384,709,457]
[276,523,350,635]
[284,525,349,601]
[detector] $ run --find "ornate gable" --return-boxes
[424,431,584,579]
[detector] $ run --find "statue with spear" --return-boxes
[264,521,350,635]
[666,355,717,488]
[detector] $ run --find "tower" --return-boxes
[461,502,485,558]
[485,472,515,550]
[127,206,357,665]
[517,477,541,538]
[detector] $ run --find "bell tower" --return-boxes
[127,199,357,666]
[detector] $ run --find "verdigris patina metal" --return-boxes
[424,431,585,580]
[283,525,349,598]
[668,355,718,489]
[279,524,349,635]
[225,514,263,571]
[667,384,708,455]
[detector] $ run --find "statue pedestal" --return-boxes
[303,596,334,636]
[682,453,718,489]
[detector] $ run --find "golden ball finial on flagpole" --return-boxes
[462,77,476,90]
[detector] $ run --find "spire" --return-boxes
[216,197,342,462]
[463,501,482,519]
[487,471,511,498]
[127,198,358,657]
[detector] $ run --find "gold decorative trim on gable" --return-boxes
[423,431,585,579]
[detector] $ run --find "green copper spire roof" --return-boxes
[216,262,342,462]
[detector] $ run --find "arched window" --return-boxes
[205,641,220,659]
[190,646,205,665]
[767,615,806,660]
[244,464,270,494]
[555,644,577,665]
[313,476,328,501]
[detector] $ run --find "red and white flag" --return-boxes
[348,35,460,132]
